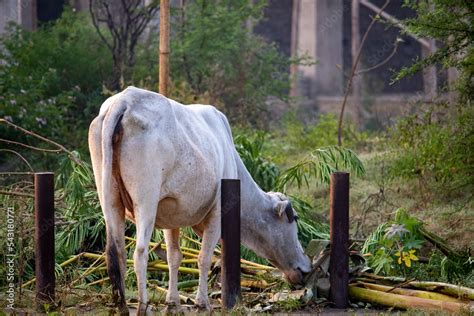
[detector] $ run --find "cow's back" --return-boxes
[101,87,238,229]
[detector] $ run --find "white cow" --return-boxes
[89,86,311,313]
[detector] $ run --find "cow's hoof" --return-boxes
[118,301,129,315]
[194,303,211,313]
[136,303,151,316]
[164,302,182,315]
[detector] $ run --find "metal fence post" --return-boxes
[329,172,349,308]
[34,172,55,308]
[221,179,241,310]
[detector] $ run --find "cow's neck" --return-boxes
[235,153,274,245]
[236,157,273,213]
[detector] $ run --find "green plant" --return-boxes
[234,132,280,192]
[273,297,304,312]
[276,146,365,191]
[390,103,474,198]
[362,208,424,275]
[281,113,370,156]
[362,208,473,285]
[169,0,309,125]
[397,0,473,101]
[0,9,112,153]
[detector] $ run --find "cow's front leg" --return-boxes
[196,213,220,310]
[134,201,158,313]
[163,229,183,311]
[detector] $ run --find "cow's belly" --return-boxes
[154,195,216,229]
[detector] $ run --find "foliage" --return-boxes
[233,131,365,247]
[390,103,474,197]
[170,0,307,125]
[362,208,424,275]
[397,0,474,101]
[277,146,365,192]
[0,9,112,152]
[290,195,330,245]
[55,154,104,257]
[362,208,473,285]
[234,131,280,192]
[283,113,340,150]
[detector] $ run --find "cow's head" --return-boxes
[243,192,312,285]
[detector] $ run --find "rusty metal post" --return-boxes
[34,172,55,308]
[329,172,349,308]
[221,179,241,310]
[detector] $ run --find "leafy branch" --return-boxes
[276,146,366,192]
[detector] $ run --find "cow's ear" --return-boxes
[274,201,287,218]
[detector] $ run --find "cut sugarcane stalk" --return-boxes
[22,252,85,287]
[349,285,472,312]
[241,279,269,289]
[359,282,465,303]
[177,279,199,290]
[149,283,195,304]
[405,281,474,300]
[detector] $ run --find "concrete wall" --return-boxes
[314,0,344,96]
[0,0,36,33]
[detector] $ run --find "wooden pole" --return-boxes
[159,0,170,95]
[329,172,349,308]
[34,172,55,310]
[221,179,241,310]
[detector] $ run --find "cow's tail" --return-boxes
[101,101,128,313]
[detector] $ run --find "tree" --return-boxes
[396,0,474,101]
[90,0,160,90]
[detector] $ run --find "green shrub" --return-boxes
[390,103,474,197]
[0,9,112,152]
[281,113,369,154]
[234,131,280,192]
[397,0,473,101]
[168,0,306,126]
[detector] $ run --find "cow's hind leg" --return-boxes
[163,229,183,311]
[90,117,128,313]
[133,199,159,313]
[196,211,220,310]
[105,204,128,314]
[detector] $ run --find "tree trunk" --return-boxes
[351,0,362,127]
[289,0,301,98]
[422,38,437,102]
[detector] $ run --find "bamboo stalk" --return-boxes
[419,227,463,258]
[361,272,407,283]
[241,279,269,290]
[126,236,275,270]
[349,286,472,312]
[177,279,199,290]
[405,281,474,301]
[22,253,85,287]
[149,263,201,275]
[150,283,195,304]
[125,236,200,258]
[359,282,465,303]
[159,0,170,95]
[88,276,109,286]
